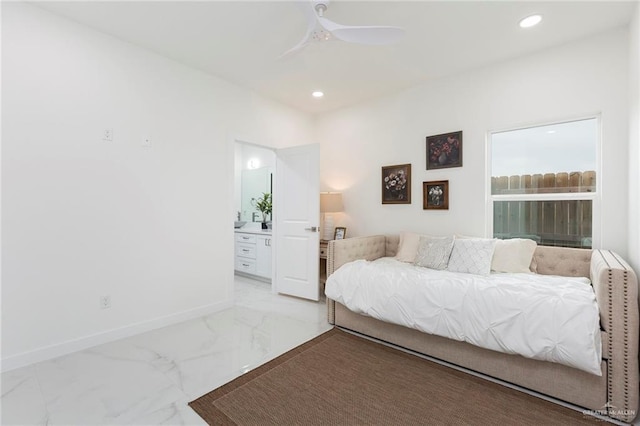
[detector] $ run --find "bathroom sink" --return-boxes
[234,221,246,229]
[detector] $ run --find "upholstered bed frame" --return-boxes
[326,235,639,423]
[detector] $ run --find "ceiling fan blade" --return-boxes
[279,38,310,59]
[318,16,404,45]
[278,1,317,59]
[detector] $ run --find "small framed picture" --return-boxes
[426,131,462,170]
[382,163,411,204]
[334,227,346,240]
[423,180,449,210]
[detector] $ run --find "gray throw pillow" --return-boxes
[447,238,497,276]
[414,236,454,270]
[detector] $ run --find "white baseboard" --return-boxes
[1,299,234,373]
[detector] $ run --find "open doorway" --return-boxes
[233,141,276,290]
[233,140,322,301]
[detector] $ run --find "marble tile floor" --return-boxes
[1,276,332,425]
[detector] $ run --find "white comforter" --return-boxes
[325,257,602,375]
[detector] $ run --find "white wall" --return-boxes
[629,4,640,274]
[317,29,630,257]
[1,3,314,370]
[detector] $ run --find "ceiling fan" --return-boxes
[280,0,405,58]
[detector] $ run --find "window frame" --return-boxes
[485,115,602,249]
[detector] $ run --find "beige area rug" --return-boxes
[189,328,604,425]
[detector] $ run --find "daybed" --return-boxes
[325,234,639,423]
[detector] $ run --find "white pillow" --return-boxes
[414,236,454,270]
[491,238,538,273]
[396,232,433,262]
[447,238,497,276]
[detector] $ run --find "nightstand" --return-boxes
[320,240,328,259]
[319,240,329,287]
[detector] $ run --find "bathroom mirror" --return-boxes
[240,167,272,222]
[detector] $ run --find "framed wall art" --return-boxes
[426,131,462,170]
[382,164,411,204]
[334,227,346,240]
[423,180,449,210]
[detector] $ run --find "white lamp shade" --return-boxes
[320,192,343,240]
[320,192,344,212]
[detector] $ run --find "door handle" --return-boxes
[304,226,318,232]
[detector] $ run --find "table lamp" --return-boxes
[320,192,344,240]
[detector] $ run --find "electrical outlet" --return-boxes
[100,295,111,309]
[103,128,113,141]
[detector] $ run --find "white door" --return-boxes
[274,144,320,301]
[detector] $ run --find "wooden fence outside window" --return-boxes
[492,171,595,248]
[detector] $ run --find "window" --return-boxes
[489,118,599,248]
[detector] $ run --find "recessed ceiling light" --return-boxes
[312,91,324,98]
[519,14,542,28]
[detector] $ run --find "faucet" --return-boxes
[252,212,260,222]
[237,211,241,221]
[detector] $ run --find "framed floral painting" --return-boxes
[423,180,449,210]
[382,164,411,204]
[426,131,462,170]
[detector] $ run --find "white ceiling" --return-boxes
[34,1,637,115]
